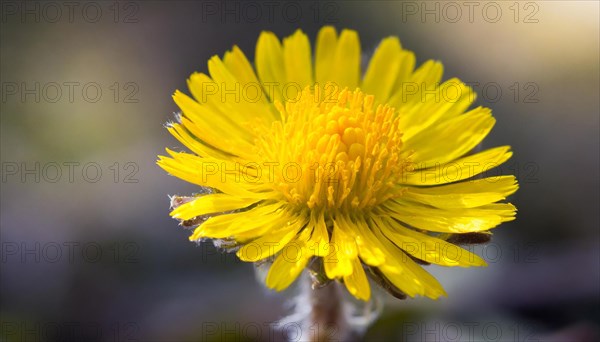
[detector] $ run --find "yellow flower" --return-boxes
[158,27,518,301]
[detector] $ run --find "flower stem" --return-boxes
[308,279,358,342]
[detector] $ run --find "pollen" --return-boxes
[257,86,410,211]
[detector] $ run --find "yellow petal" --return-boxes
[223,46,280,119]
[383,200,517,233]
[189,202,287,240]
[370,217,447,299]
[207,56,274,123]
[405,107,495,166]
[401,146,513,185]
[157,155,260,199]
[223,45,264,90]
[343,258,371,300]
[160,149,265,194]
[176,116,256,163]
[255,31,285,103]
[173,90,256,157]
[329,29,360,91]
[170,194,259,220]
[397,79,475,140]
[186,72,268,127]
[378,216,487,267]
[229,207,300,241]
[237,215,307,262]
[306,211,330,257]
[324,219,356,278]
[388,59,443,107]
[166,123,232,160]
[266,245,311,291]
[403,175,519,208]
[350,216,386,266]
[315,26,338,85]
[283,29,313,90]
[361,37,403,102]
[387,50,416,105]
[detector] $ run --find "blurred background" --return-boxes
[1,1,598,341]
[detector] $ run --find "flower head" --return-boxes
[158,27,518,301]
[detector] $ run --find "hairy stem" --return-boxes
[307,280,358,342]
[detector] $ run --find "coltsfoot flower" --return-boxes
[158,27,518,301]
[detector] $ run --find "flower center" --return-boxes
[255,86,410,212]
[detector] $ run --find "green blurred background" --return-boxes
[1,1,598,341]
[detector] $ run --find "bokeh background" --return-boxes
[1,1,598,341]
